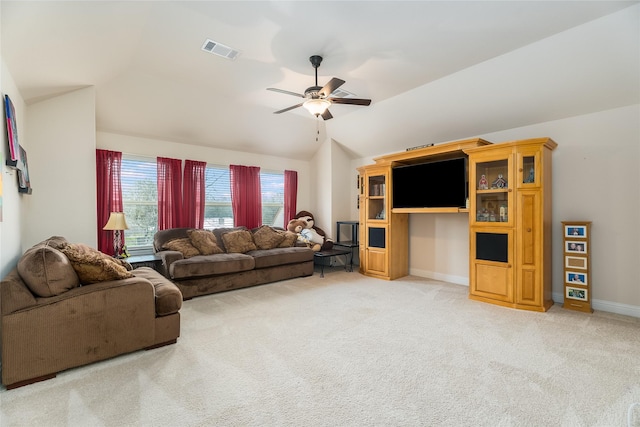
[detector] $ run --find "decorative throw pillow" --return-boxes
[222,229,257,253]
[252,225,286,250]
[187,229,224,255]
[162,238,201,258]
[17,241,80,297]
[277,230,298,248]
[61,243,134,285]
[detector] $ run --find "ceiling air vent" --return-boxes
[201,39,240,60]
[330,88,355,98]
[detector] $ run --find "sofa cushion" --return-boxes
[211,227,247,253]
[222,229,257,253]
[277,230,298,248]
[170,253,255,279]
[252,225,286,250]
[61,243,134,284]
[154,227,190,253]
[17,240,80,297]
[249,247,314,269]
[162,238,200,258]
[132,267,182,316]
[187,229,223,255]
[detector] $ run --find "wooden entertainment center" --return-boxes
[357,137,557,312]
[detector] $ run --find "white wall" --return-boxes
[0,60,26,278]
[23,87,97,248]
[330,140,356,240]
[408,214,470,286]
[309,138,332,233]
[308,138,356,241]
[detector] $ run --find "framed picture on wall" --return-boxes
[566,286,588,301]
[17,145,32,194]
[4,94,20,165]
[566,271,587,286]
[564,225,587,238]
[565,256,588,270]
[565,240,587,254]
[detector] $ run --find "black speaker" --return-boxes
[476,232,508,263]
[368,227,386,248]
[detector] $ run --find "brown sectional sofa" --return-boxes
[153,226,314,299]
[0,237,182,389]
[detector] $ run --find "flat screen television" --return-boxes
[392,157,467,209]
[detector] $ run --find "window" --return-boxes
[120,158,286,252]
[121,156,158,252]
[260,170,284,228]
[204,165,233,229]
[203,166,285,229]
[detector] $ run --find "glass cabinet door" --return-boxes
[517,149,540,188]
[473,157,512,225]
[367,174,386,221]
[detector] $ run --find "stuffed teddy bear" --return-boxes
[287,219,321,251]
[294,210,333,250]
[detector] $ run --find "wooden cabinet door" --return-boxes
[468,148,514,228]
[515,191,541,306]
[470,228,514,303]
[358,196,366,274]
[516,147,541,189]
[366,248,387,276]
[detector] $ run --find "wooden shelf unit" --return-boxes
[561,221,592,313]
[465,137,557,312]
[357,136,557,313]
[357,138,489,280]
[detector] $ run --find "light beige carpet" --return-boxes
[1,268,639,426]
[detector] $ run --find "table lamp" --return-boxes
[103,212,129,258]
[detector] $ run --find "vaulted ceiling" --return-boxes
[2,1,638,160]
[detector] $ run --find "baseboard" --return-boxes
[407,272,640,318]
[552,292,640,318]
[409,268,469,287]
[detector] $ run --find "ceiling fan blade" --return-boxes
[328,97,372,106]
[319,78,345,97]
[274,103,303,114]
[267,88,305,98]
[321,109,333,120]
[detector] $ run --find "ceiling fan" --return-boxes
[267,55,371,120]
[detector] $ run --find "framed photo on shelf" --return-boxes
[565,256,588,270]
[565,240,587,254]
[566,271,588,286]
[566,286,588,301]
[564,225,587,238]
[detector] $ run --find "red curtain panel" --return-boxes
[183,159,206,228]
[157,157,183,230]
[230,164,262,229]
[284,170,298,223]
[96,149,123,255]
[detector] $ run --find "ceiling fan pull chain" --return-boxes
[316,117,320,142]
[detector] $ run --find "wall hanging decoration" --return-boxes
[4,94,20,167]
[17,145,32,194]
[0,151,3,221]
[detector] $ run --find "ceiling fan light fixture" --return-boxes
[303,98,331,116]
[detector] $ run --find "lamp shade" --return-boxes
[103,212,129,231]
[303,98,331,116]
